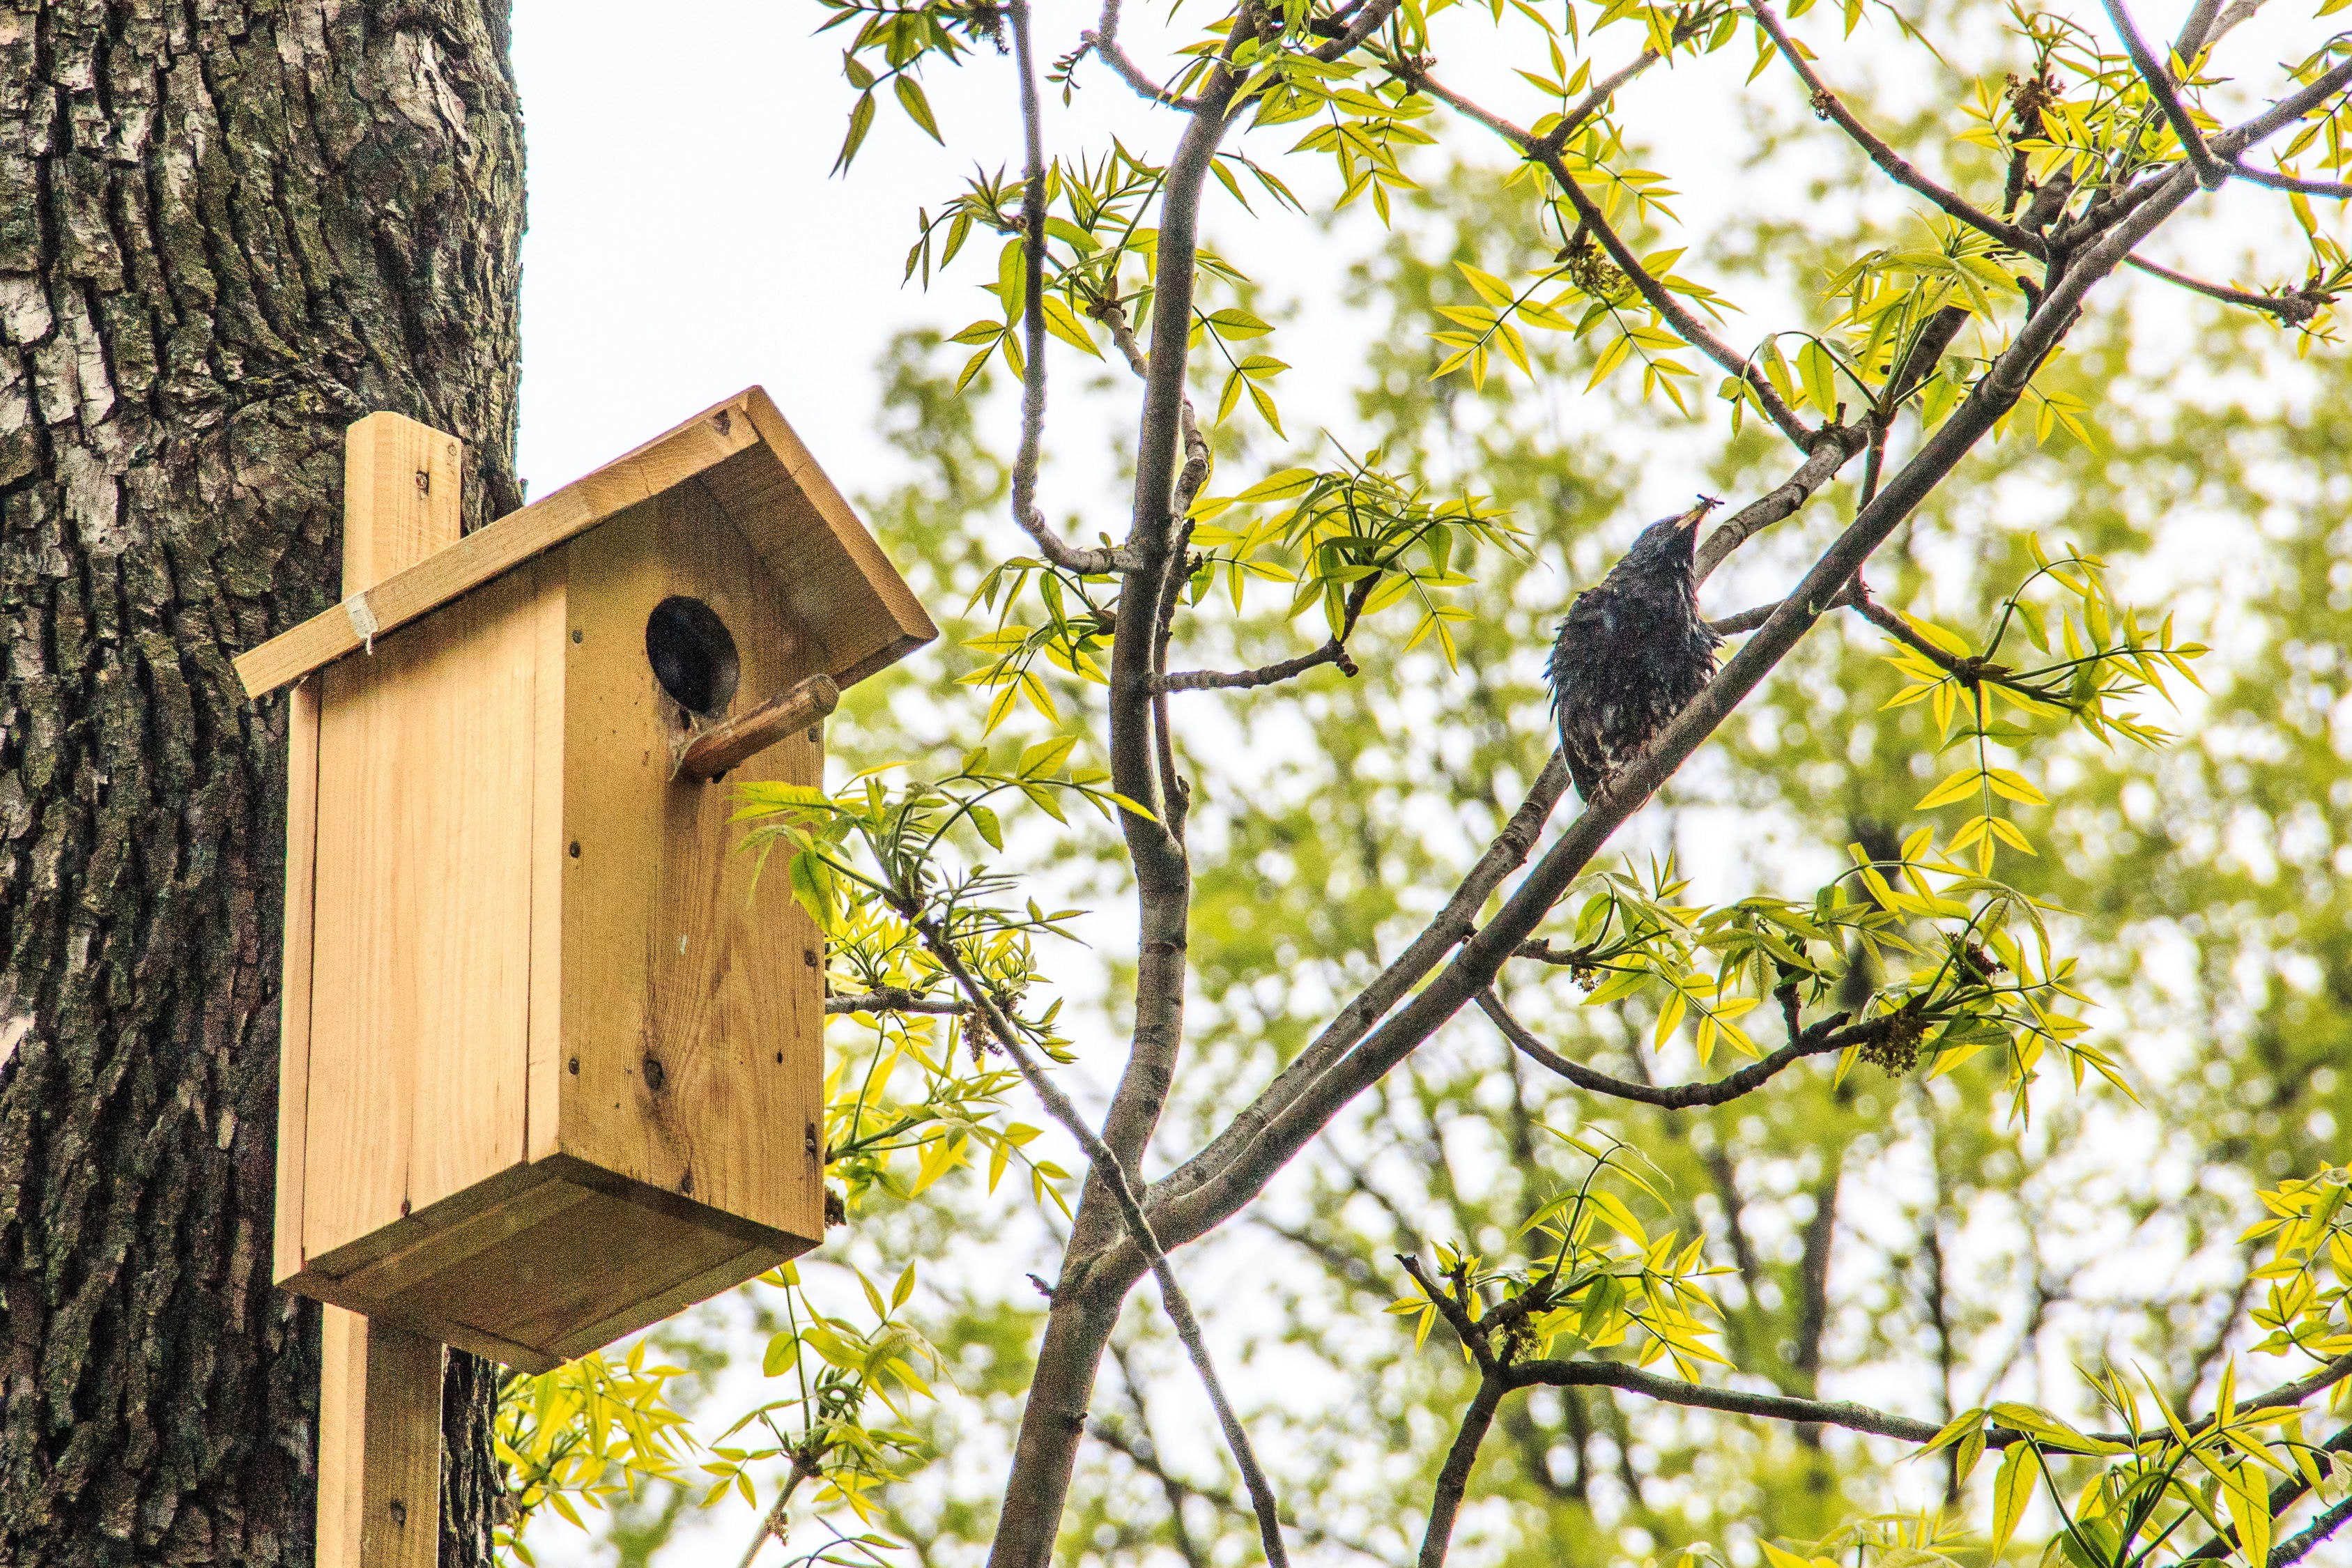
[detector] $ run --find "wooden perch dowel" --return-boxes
[675,673,840,781]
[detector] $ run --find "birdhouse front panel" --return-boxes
[552,480,827,1243]
[249,390,938,1374]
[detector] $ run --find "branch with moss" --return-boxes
[2125,254,2330,322]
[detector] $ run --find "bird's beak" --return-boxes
[1676,496,1721,532]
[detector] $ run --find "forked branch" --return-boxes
[2098,0,2230,188]
[1743,0,2048,256]
[912,916,1292,1568]
[1399,66,1817,449]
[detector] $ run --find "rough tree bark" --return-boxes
[0,2,523,1560]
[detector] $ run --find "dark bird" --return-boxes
[1548,498,1723,800]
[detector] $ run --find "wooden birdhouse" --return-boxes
[240,389,935,1377]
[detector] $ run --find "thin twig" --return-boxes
[1744,0,2047,256]
[1509,1357,1946,1439]
[1088,1408,1401,1565]
[1006,0,1130,577]
[825,989,969,1016]
[2228,162,2352,199]
[2099,0,2229,188]
[1085,0,1198,108]
[1538,13,1716,148]
[1400,66,1816,450]
[911,916,1291,1568]
[1477,987,1883,1109]
[2125,254,2327,321]
[1708,581,1860,635]
[1160,641,1355,691]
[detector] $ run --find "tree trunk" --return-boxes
[0,2,524,1560]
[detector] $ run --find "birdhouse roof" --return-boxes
[235,387,937,699]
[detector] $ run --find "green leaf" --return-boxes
[893,76,944,143]
[1988,1442,2034,1558]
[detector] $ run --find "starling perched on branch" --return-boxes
[1548,499,1723,800]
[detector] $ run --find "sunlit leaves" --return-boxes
[1876,539,2206,878]
[1185,451,1521,668]
[493,1342,696,1562]
[1397,1132,1734,1378]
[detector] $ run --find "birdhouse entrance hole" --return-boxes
[646,595,740,716]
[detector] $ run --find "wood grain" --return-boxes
[558,481,827,1245]
[234,387,940,705]
[723,388,939,687]
[236,392,766,698]
[316,1309,444,1568]
[343,415,466,598]
[305,573,539,1257]
[273,677,322,1286]
[527,554,569,1165]
[675,673,840,781]
[315,1305,370,1567]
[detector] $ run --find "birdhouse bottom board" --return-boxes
[274,482,828,1373]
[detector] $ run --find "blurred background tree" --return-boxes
[483,0,2352,1564]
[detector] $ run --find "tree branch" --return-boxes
[2098,0,2230,188]
[1152,755,1570,1214]
[1507,1357,1945,1440]
[825,989,969,1016]
[1006,0,1128,577]
[1693,431,1871,585]
[1708,581,1859,635]
[1743,0,2048,256]
[2227,162,2352,199]
[1084,0,1199,108]
[912,914,1291,1568]
[1477,987,1883,1109]
[1419,1374,1505,1568]
[1146,100,2234,1266]
[2125,254,2328,321]
[1400,66,1817,451]
[2273,1496,2352,1568]
[1159,640,1358,691]
[2181,1423,2352,1561]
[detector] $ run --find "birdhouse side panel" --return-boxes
[298,566,546,1273]
[555,482,826,1247]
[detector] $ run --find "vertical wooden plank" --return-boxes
[312,413,463,1568]
[307,575,539,1252]
[360,1321,445,1568]
[275,677,323,1286]
[343,413,466,598]
[527,555,569,1164]
[558,482,826,1243]
[316,1305,443,1568]
[307,410,536,1257]
[315,1305,369,1567]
